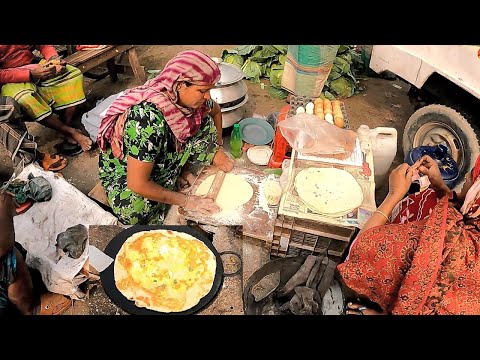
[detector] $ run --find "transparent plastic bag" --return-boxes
[279,159,291,191]
[278,113,357,158]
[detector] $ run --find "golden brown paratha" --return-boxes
[114,229,217,313]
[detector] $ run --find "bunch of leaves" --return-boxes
[222,45,289,99]
[322,45,365,99]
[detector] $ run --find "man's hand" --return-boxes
[183,195,220,215]
[388,163,415,202]
[30,64,56,81]
[47,58,67,76]
[213,149,234,172]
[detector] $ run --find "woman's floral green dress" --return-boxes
[99,100,219,225]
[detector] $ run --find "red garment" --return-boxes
[339,195,480,315]
[390,188,439,224]
[0,45,58,84]
[338,157,480,315]
[97,50,221,159]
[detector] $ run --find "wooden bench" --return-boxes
[63,45,147,85]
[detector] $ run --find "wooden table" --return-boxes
[180,165,278,243]
[63,45,146,85]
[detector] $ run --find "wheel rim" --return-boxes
[413,122,464,169]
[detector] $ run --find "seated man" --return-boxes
[0,95,67,171]
[0,45,93,154]
[0,192,72,315]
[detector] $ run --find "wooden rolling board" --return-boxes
[180,166,278,242]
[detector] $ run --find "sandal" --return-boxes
[38,153,68,172]
[16,199,34,215]
[55,141,83,156]
[37,292,72,315]
[344,302,386,315]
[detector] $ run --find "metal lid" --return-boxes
[216,62,244,87]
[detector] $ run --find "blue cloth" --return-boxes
[0,248,17,310]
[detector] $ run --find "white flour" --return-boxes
[191,171,278,226]
[258,174,280,215]
[208,206,245,225]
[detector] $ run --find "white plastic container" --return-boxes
[369,127,398,188]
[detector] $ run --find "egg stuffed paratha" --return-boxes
[114,229,217,313]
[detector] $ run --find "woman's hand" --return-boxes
[388,163,415,201]
[213,148,234,172]
[416,155,448,191]
[183,195,220,215]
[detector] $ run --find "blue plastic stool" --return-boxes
[404,144,459,189]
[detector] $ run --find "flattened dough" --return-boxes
[294,167,363,216]
[196,173,254,211]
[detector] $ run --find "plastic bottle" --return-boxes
[356,124,371,148]
[230,123,243,159]
[369,127,397,188]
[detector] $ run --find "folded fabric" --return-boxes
[24,173,52,202]
[5,173,52,203]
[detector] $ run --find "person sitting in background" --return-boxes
[97,50,234,225]
[0,95,67,171]
[338,155,480,315]
[0,45,93,161]
[0,193,71,315]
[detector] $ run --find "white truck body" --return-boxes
[369,45,480,183]
[370,45,480,99]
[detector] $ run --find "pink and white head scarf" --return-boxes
[97,50,220,159]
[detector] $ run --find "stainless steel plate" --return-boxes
[216,62,244,86]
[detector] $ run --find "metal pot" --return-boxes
[222,106,248,128]
[210,80,247,106]
[210,61,249,128]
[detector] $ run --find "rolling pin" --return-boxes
[206,170,226,202]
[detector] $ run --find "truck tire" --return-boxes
[403,104,480,181]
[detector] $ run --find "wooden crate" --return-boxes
[271,215,357,261]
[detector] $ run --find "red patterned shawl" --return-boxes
[338,156,480,314]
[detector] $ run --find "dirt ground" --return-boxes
[0,45,415,204]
